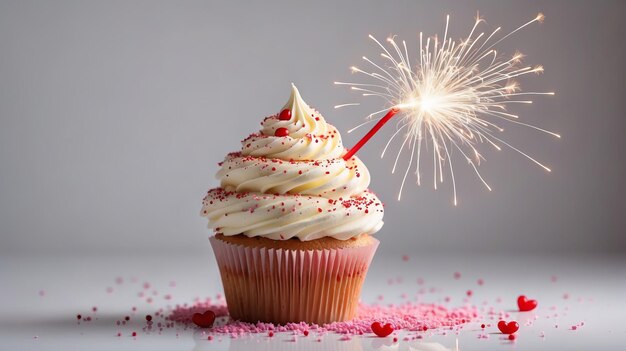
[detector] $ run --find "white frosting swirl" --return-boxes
[260,84,333,139]
[218,152,369,199]
[201,85,384,241]
[240,130,344,161]
[202,188,383,241]
[241,84,344,161]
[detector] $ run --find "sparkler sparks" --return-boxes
[336,13,559,205]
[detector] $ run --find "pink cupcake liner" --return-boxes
[209,236,379,325]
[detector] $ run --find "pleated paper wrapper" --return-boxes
[209,236,379,325]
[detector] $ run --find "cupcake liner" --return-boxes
[209,236,379,325]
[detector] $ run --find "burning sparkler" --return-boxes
[336,13,559,205]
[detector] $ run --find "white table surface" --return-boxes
[1,250,625,350]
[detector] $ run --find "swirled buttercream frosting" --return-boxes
[201,84,384,241]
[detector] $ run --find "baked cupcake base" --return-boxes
[210,233,379,325]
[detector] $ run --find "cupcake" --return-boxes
[201,84,384,324]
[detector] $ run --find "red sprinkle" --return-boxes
[278,109,291,121]
[145,315,152,322]
[132,332,137,337]
[508,334,516,341]
[275,128,289,137]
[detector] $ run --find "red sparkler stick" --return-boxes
[343,107,400,160]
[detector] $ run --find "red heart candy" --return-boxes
[192,310,216,328]
[517,295,538,312]
[497,320,519,334]
[371,322,394,337]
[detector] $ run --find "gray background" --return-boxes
[1,0,624,255]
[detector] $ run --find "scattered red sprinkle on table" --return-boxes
[166,301,476,336]
[62,272,585,344]
[517,295,538,311]
[497,320,519,334]
[371,322,394,337]
[191,310,216,328]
